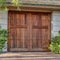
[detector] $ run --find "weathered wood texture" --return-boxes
[7,0,60,5]
[8,11,51,52]
[7,0,60,11]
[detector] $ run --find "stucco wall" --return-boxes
[0,11,8,52]
[52,11,60,37]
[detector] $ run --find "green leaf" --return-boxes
[0,29,8,52]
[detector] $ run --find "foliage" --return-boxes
[0,0,8,11]
[49,31,60,54]
[0,29,8,52]
[0,0,22,11]
[12,0,22,9]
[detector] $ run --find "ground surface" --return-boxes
[0,52,60,60]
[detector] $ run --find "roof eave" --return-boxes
[7,2,60,10]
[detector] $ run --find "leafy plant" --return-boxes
[49,30,60,54]
[0,29,8,52]
[0,0,22,11]
[0,0,8,11]
[12,0,22,9]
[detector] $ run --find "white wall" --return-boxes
[52,11,60,37]
[0,11,8,52]
[0,11,8,29]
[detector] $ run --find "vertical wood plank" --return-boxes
[8,11,51,51]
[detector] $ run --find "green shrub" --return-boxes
[0,29,8,52]
[49,31,60,54]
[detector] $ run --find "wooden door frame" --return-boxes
[7,11,52,52]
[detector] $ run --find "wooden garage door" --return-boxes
[8,11,51,51]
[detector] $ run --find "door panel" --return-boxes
[32,14,42,49]
[8,11,51,51]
